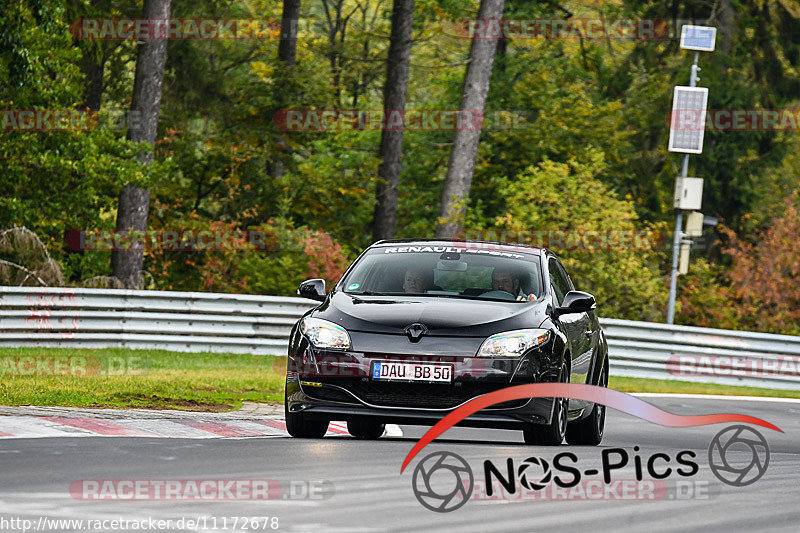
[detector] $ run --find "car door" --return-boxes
[563,264,601,382]
[548,257,592,393]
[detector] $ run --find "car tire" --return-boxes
[566,359,608,446]
[347,418,385,439]
[285,401,329,438]
[523,363,568,446]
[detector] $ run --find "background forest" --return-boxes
[2,0,800,334]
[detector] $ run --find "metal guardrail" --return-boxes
[602,318,800,390]
[0,286,316,355]
[2,286,798,390]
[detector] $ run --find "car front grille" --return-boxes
[344,381,526,410]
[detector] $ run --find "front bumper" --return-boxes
[286,379,554,428]
[285,339,562,428]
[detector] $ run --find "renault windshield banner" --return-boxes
[399,384,781,512]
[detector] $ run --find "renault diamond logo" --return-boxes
[405,323,427,342]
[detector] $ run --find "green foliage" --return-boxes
[488,150,667,321]
[2,0,800,334]
[0,0,172,282]
[282,132,380,250]
[612,0,800,226]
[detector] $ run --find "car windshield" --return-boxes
[339,245,543,302]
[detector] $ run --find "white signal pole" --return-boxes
[667,52,700,325]
[666,25,716,324]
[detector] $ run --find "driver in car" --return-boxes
[491,269,529,301]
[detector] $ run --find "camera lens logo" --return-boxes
[708,425,770,487]
[517,456,552,490]
[411,451,473,512]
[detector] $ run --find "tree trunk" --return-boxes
[79,49,105,110]
[76,0,107,110]
[717,0,736,54]
[278,0,301,66]
[371,0,415,242]
[434,0,505,239]
[272,0,302,179]
[321,0,354,108]
[111,0,171,289]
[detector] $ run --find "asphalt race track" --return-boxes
[1,395,799,532]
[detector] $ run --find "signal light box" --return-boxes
[674,177,704,210]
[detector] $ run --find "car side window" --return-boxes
[548,257,571,305]
[556,261,575,292]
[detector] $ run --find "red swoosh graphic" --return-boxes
[400,384,782,473]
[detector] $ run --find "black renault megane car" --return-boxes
[285,239,609,445]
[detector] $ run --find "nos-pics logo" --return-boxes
[412,451,474,512]
[411,425,770,513]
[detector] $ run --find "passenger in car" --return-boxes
[402,268,442,293]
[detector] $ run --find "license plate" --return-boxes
[371,361,453,383]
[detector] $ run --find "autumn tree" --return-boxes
[680,192,800,335]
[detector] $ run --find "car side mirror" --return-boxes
[297,279,327,302]
[555,290,596,317]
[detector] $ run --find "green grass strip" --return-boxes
[1,347,797,411]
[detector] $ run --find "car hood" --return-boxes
[312,291,548,337]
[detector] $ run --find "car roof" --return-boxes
[371,238,544,256]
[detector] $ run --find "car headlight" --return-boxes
[300,317,351,350]
[477,329,551,357]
